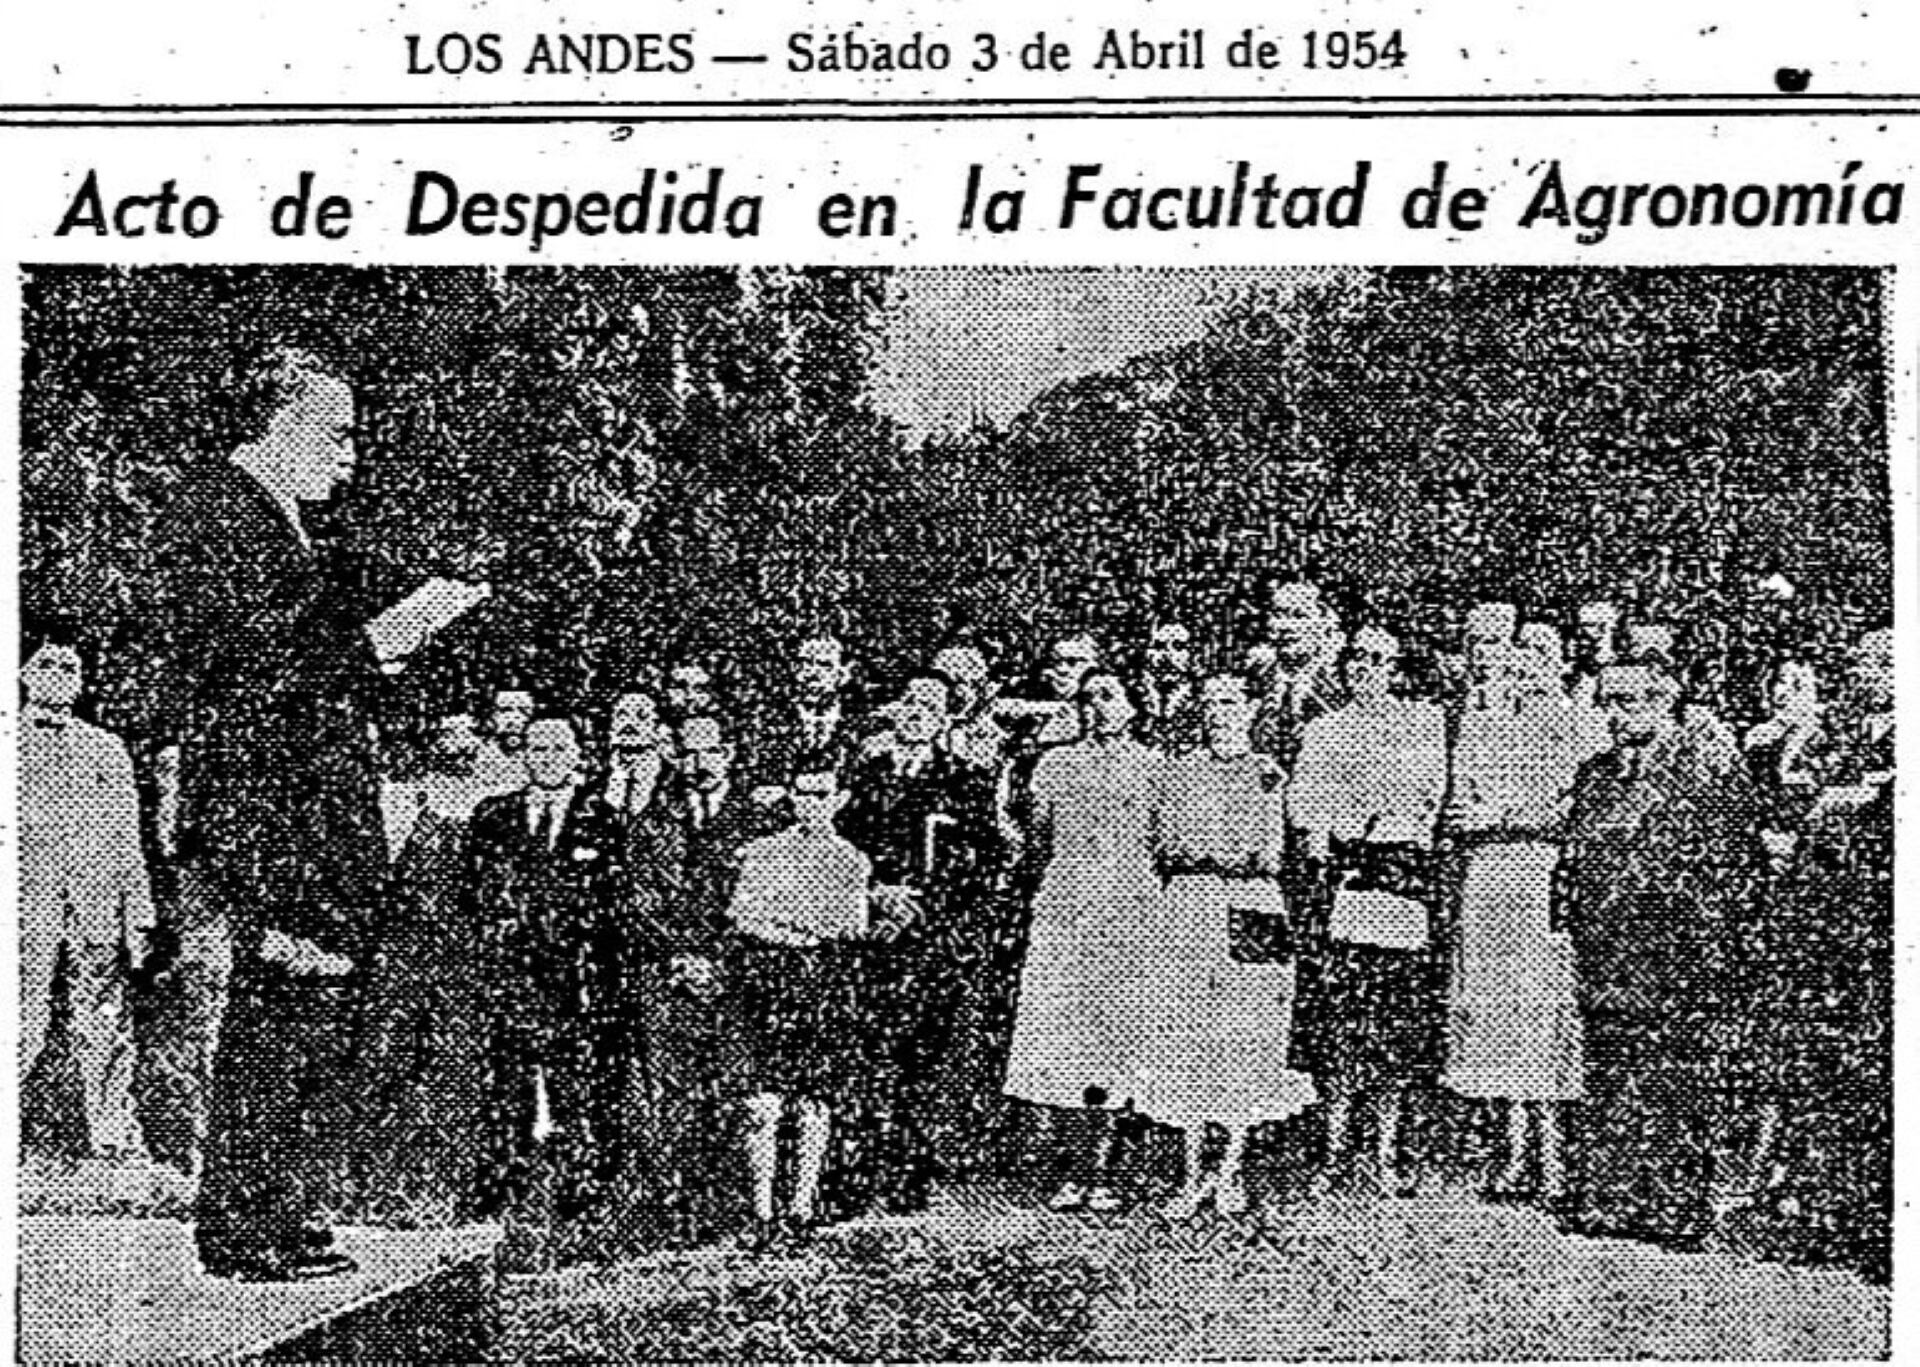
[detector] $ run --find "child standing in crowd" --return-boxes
[726,767,873,1247]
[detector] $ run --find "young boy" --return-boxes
[726,766,874,1246]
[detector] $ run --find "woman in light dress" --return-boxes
[1004,670,1166,1213]
[1136,674,1317,1218]
[1444,623,1585,1200]
[1290,627,1448,1196]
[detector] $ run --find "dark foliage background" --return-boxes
[20,265,1890,747]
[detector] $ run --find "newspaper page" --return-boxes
[2,2,1913,1360]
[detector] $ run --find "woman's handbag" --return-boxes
[1228,879,1295,964]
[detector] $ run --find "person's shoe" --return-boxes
[294,1250,359,1278]
[200,1247,355,1282]
[1046,1183,1088,1213]
[1215,1175,1251,1217]
[1084,1185,1125,1215]
[1161,1178,1216,1221]
[1483,1170,1534,1204]
[1304,1155,1357,1201]
[734,1218,782,1255]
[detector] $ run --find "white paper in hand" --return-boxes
[367,577,491,665]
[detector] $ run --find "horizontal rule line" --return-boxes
[3,92,1920,127]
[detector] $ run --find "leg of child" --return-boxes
[745,1092,783,1223]
[792,1099,832,1224]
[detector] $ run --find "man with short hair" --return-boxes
[639,715,774,1243]
[19,630,157,1168]
[466,715,631,1238]
[837,673,1009,1214]
[1625,622,1740,767]
[934,644,1007,770]
[1251,581,1348,771]
[1035,634,1100,745]
[601,690,668,818]
[663,660,719,730]
[154,347,480,1280]
[1139,622,1203,753]
[1461,602,1519,712]
[750,634,863,793]
[476,688,538,795]
[1554,656,1764,1250]
[380,709,492,855]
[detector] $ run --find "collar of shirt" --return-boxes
[526,779,579,831]
[895,743,936,778]
[230,454,312,551]
[22,703,71,733]
[690,781,730,821]
[609,750,659,781]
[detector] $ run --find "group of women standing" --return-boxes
[1001,622,1600,1218]
[1003,668,1318,1218]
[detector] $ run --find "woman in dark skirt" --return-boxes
[724,767,874,1247]
[1288,628,1449,1197]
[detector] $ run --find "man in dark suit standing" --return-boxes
[634,715,773,1244]
[153,348,480,1281]
[466,716,633,1240]
[749,634,864,791]
[837,673,1008,1215]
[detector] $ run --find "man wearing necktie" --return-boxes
[1553,655,1763,1251]
[748,634,862,803]
[601,690,668,819]
[152,349,480,1282]
[1250,580,1349,774]
[835,673,1007,1216]
[627,716,775,1245]
[464,716,631,1246]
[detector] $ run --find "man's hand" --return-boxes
[749,785,789,808]
[671,954,722,1000]
[260,929,354,977]
[153,746,181,860]
[868,884,924,940]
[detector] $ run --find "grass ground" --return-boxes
[502,1180,1889,1362]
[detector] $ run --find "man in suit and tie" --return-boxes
[600,689,669,820]
[750,634,864,796]
[1251,580,1349,773]
[466,715,632,1236]
[633,715,774,1244]
[837,673,1009,1214]
[153,347,477,1281]
[1139,621,1204,754]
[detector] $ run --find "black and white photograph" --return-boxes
[14,264,1896,1360]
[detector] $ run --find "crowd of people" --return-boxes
[16,348,1893,1289]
